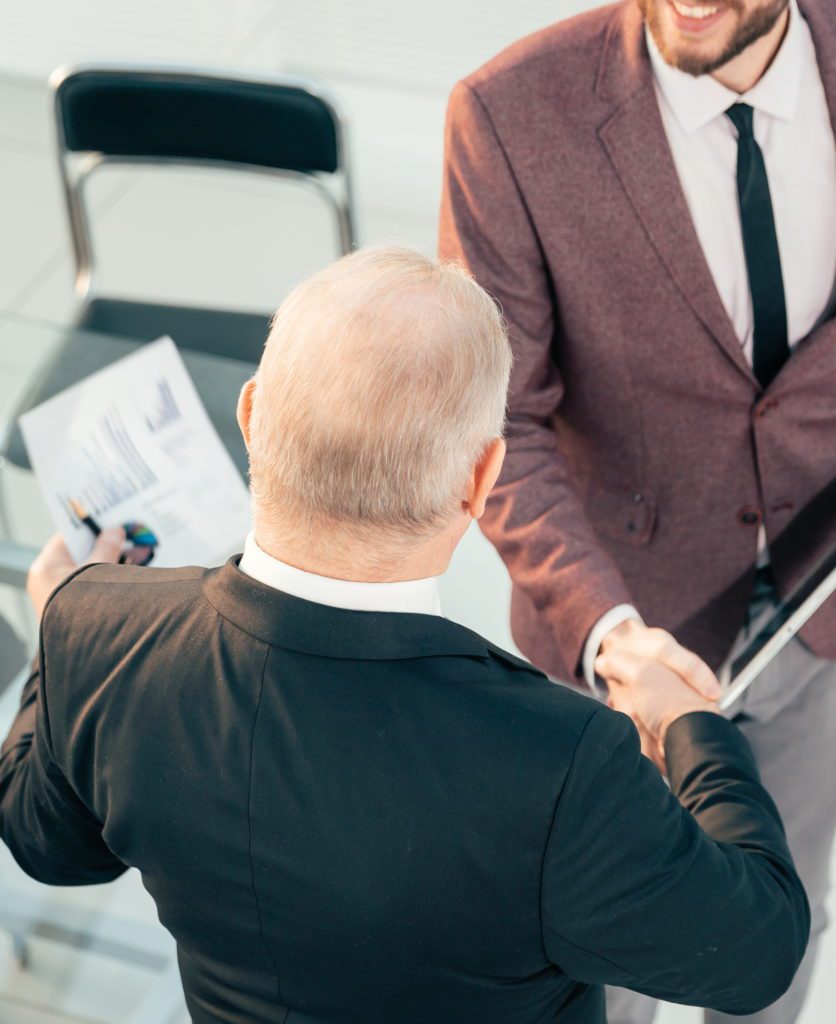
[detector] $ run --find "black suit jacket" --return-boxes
[0,559,809,1023]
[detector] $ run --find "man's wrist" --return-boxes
[582,604,643,694]
[657,706,723,749]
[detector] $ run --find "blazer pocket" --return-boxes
[586,485,658,546]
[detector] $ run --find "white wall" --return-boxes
[0,0,601,88]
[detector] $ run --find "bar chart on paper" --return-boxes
[19,337,252,566]
[145,378,182,433]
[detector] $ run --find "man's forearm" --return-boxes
[544,708,809,1013]
[0,660,39,785]
[1,591,126,886]
[479,452,635,678]
[665,712,793,849]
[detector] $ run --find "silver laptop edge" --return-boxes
[719,565,836,712]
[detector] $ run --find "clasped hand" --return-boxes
[595,619,722,773]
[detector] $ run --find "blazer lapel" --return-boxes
[595,2,755,385]
[801,0,836,137]
[761,0,836,390]
[806,1,836,351]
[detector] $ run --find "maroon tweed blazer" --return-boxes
[440,0,836,683]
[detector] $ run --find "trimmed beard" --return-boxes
[639,0,790,77]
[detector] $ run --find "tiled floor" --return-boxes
[0,2,834,1021]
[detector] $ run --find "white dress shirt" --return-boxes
[583,1,836,690]
[238,532,443,616]
[647,0,836,359]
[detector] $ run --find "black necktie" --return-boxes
[725,103,789,389]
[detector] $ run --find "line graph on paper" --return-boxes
[57,405,159,521]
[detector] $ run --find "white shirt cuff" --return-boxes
[582,604,643,696]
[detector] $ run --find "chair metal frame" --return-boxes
[50,62,358,303]
[0,539,36,589]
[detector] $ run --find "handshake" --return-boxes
[595,618,722,773]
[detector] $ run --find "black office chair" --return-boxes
[3,64,356,471]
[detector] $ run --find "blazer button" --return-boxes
[737,506,762,526]
[755,398,779,418]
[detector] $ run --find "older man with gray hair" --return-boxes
[2,247,809,1023]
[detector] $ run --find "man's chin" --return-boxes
[659,39,735,76]
[651,14,738,77]
[646,0,790,77]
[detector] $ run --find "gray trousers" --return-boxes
[606,587,836,1024]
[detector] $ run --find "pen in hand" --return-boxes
[67,499,156,566]
[68,497,101,537]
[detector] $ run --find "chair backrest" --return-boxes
[56,68,342,173]
[51,65,355,298]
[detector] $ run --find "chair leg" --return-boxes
[0,469,36,641]
[10,929,29,969]
[126,959,186,1024]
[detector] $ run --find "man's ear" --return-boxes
[465,438,506,520]
[237,377,257,452]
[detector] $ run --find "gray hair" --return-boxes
[248,245,511,537]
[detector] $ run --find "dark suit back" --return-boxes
[0,560,809,1022]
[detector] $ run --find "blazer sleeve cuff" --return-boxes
[581,604,643,694]
[664,711,761,797]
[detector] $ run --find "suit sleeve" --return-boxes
[439,80,633,680]
[0,575,126,885]
[542,708,809,1014]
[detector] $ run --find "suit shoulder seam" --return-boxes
[60,570,208,587]
[485,646,547,679]
[538,705,607,959]
[246,646,288,1016]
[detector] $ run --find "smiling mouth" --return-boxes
[667,0,730,32]
[671,1,722,16]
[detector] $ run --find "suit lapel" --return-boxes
[759,0,836,393]
[801,0,836,137]
[790,0,836,376]
[595,3,755,384]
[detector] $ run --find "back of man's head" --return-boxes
[247,246,511,544]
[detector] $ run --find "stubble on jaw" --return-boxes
[637,0,790,76]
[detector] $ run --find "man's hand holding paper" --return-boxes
[27,530,125,622]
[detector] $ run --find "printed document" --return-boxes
[19,337,251,566]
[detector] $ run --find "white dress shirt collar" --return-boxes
[238,532,443,616]
[646,0,804,134]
